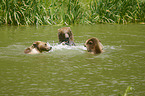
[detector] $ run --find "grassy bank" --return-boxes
[0,0,145,25]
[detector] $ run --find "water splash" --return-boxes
[47,42,51,46]
[46,42,117,54]
[49,43,87,52]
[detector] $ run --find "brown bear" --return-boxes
[58,27,75,46]
[24,41,52,54]
[84,37,103,54]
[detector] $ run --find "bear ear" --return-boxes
[33,42,39,48]
[24,48,31,53]
[68,27,71,31]
[33,43,37,48]
[88,41,93,44]
[58,28,61,32]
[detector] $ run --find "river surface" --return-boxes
[0,24,145,96]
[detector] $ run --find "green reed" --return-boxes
[47,0,83,25]
[87,0,145,24]
[118,86,133,96]
[0,0,144,25]
[0,0,48,25]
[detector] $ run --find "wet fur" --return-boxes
[84,37,103,54]
[24,41,52,54]
[58,27,75,46]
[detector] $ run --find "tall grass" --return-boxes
[87,0,145,24]
[47,0,84,25]
[0,0,145,25]
[0,0,48,25]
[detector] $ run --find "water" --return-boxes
[0,24,145,96]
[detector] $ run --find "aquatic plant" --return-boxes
[118,86,133,96]
[0,0,144,25]
[123,86,133,96]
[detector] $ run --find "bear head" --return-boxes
[84,37,103,54]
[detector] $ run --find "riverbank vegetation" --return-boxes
[0,0,145,25]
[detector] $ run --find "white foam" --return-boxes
[48,43,87,52]
[47,43,117,53]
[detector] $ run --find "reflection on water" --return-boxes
[0,24,145,96]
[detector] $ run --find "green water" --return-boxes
[0,24,145,96]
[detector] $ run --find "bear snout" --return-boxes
[50,47,52,50]
[65,37,69,42]
[45,46,52,51]
[65,33,69,39]
[48,46,52,50]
